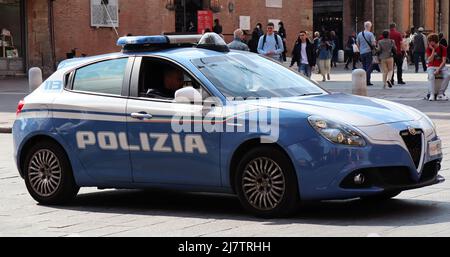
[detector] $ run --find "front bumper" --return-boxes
[286,128,444,201]
[339,160,444,192]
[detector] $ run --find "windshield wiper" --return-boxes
[297,93,323,97]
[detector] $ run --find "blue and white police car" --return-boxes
[13,33,444,217]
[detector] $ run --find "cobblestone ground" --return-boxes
[0,65,449,236]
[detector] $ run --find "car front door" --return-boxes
[126,56,222,186]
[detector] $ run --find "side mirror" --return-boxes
[174,87,202,104]
[28,67,43,92]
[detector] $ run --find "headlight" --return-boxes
[308,116,366,147]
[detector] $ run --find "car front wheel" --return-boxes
[235,146,300,218]
[24,140,79,205]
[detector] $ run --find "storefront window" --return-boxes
[0,0,22,58]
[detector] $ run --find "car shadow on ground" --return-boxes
[49,188,450,227]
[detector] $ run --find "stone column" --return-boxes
[393,0,411,33]
[441,0,449,38]
[26,0,54,76]
[342,0,354,44]
[424,0,436,32]
[373,0,390,36]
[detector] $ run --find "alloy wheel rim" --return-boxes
[28,149,62,197]
[242,157,285,211]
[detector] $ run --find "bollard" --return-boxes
[432,79,443,98]
[352,69,367,96]
[338,50,345,63]
[28,67,43,93]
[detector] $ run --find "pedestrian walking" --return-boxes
[378,30,396,88]
[228,29,250,51]
[408,27,416,64]
[426,33,449,101]
[257,22,284,62]
[389,23,406,85]
[213,19,223,35]
[317,35,333,81]
[256,23,264,38]
[330,31,339,67]
[290,31,316,78]
[248,28,260,53]
[412,27,428,73]
[187,21,196,33]
[357,21,377,86]
[313,31,321,73]
[278,21,288,62]
[403,31,412,65]
[345,32,358,70]
[440,33,450,63]
[439,33,448,47]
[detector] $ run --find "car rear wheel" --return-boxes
[235,146,300,218]
[24,141,79,205]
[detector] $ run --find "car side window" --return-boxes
[138,58,210,100]
[73,58,128,95]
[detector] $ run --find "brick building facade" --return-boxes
[2,0,313,76]
[317,0,449,51]
[0,0,448,76]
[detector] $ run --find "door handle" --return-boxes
[130,112,153,120]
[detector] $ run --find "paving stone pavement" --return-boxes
[0,65,449,236]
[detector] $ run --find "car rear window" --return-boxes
[72,58,128,95]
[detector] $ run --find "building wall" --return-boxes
[24,0,448,75]
[26,0,312,74]
[52,0,174,64]
[26,0,54,75]
[214,0,313,55]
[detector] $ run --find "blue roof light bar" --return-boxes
[116,36,169,47]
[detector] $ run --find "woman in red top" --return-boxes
[426,33,449,101]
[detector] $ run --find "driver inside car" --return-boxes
[147,66,184,99]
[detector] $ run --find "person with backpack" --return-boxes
[426,33,449,101]
[257,22,284,62]
[412,27,428,73]
[356,21,377,86]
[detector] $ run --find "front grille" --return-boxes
[400,131,423,169]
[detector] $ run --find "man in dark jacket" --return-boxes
[413,27,428,73]
[290,31,316,78]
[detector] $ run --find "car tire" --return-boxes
[234,146,300,218]
[23,140,79,205]
[361,190,401,202]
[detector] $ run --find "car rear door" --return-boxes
[125,56,222,186]
[52,57,135,183]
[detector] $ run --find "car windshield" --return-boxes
[191,53,326,99]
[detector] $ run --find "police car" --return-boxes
[13,33,444,217]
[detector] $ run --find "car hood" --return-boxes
[244,93,424,127]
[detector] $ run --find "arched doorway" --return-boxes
[175,0,203,33]
[313,0,343,49]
